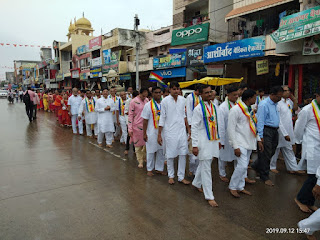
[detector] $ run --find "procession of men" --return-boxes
[22,80,320,239]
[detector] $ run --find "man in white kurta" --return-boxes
[116,91,128,145]
[270,86,301,173]
[298,165,320,240]
[68,88,83,135]
[192,85,223,207]
[228,89,263,198]
[142,87,165,176]
[78,90,98,138]
[186,86,201,176]
[294,93,320,213]
[95,89,115,148]
[218,86,238,183]
[108,87,119,139]
[158,81,190,185]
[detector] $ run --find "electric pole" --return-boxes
[134,14,140,90]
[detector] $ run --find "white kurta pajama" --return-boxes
[186,92,200,174]
[95,97,115,145]
[191,101,224,200]
[270,98,298,171]
[68,95,83,134]
[294,103,320,174]
[109,95,120,138]
[218,100,237,177]
[228,101,261,191]
[141,100,165,172]
[159,95,188,181]
[116,98,128,144]
[78,97,98,137]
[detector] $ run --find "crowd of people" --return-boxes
[20,81,320,239]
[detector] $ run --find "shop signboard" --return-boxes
[80,72,88,81]
[271,6,320,44]
[102,62,119,74]
[89,36,102,50]
[120,74,131,81]
[77,44,88,55]
[90,67,102,78]
[186,44,208,66]
[204,36,265,63]
[71,69,80,78]
[256,60,269,75]
[171,23,209,46]
[153,67,186,79]
[55,73,64,81]
[303,36,320,55]
[153,52,186,69]
[91,57,102,67]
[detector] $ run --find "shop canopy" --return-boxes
[178,77,243,89]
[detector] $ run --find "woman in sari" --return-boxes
[43,91,49,111]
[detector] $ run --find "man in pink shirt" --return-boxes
[128,87,149,168]
[24,87,37,122]
[32,90,40,120]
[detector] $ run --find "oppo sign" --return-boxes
[176,28,203,38]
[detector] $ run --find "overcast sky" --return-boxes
[0,0,173,80]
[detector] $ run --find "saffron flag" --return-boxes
[149,72,167,88]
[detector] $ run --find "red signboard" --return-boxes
[89,36,102,50]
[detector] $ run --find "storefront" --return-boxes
[273,5,320,103]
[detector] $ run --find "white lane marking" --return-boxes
[89,142,127,161]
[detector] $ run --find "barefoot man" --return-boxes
[142,87,165,176]
[158,81,190,185]
[116,91,128,145]
[95,89,115,148]
[228,89,264,198]
[191,85,223,207]
[218,86,238,183]
[294,90,320,213]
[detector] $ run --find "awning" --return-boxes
[225,0,294,21]
[178,77,243,89]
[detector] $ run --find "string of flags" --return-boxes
[0,43,51,48]
[0,66,14,69]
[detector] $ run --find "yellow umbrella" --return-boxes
[178,77,243,88]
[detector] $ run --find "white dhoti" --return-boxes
[270,146,299,171]
[167,155,186,182]
[188,154,199,175]
[119,116,127,144]
[147,150,165,172]
[98,132,113,145]
[298,208,320,236]
[192,159,214,200]
[71,115,83,134]
[229,147,252,191]
[86,123,98,137]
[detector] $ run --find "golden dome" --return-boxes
[75,13,92,28]
[68,21,76,33]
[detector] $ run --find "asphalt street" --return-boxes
[0,99,317,240]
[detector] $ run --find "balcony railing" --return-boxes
[183,13,209,28]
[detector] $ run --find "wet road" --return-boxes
[0,99,317,240]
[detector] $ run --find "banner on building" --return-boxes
[55,73,64,81]
[171,23,209,46]
[256,60,269,75]
[153,52,186,69]
[77,45,89,55]
[271,6,320,44]
[89,36,102,50]
[91,57,102,67]
[90,67,102,78]
[303,36,320,55]
[71,69,80,78]
[186,44,208,66]
[80,72,88,81]
[204,36,265,63]
[120,73,131,81]
[102,62,119,74]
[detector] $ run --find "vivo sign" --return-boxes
[153,67,186,79]
[176,28,202,38]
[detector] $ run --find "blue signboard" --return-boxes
[77,45,88,55]
[204,36,265,63]
[153,67,186,79]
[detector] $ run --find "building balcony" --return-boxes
[183,13,209,28]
